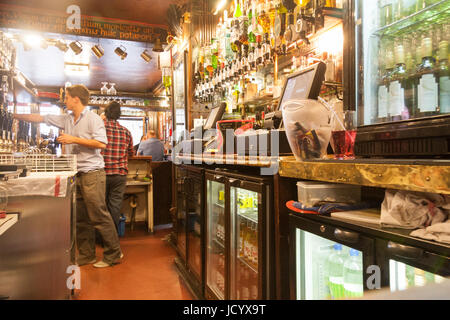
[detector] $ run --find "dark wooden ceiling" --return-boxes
[1,0,184,94]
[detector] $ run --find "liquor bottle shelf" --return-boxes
[214,202,225,209]
[238,212,258,224]
[88,104,170,112]
[89,91,168,100]
[374,0,450,37]
[213,237,225,249]
[237,255,258,274]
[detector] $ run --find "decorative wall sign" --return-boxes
[0,4,168,43]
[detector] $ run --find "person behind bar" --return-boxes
[101,101,134,232]
[137,129,164,161]
[14,84,123,268]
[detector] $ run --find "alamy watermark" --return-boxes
[66,5,81,30]
[173,129,280,175]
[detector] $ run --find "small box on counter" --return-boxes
[296,181,361,207]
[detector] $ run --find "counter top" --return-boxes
[174,153,278,168]
[279,157,450,194]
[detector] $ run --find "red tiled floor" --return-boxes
[73,225,194,300]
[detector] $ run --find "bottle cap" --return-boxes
[349,249,359,257]
[334,243,342,251]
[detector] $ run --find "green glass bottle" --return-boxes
[378,47,394,123]
[416,36,439,117]
[438,40,450,114]
[389,42,409,121]
[379,0,394,27]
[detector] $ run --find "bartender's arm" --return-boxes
[57,133,106,149]
[13,114,44,123]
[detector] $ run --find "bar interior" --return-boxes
[0,0,449,301]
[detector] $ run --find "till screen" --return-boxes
[279,70,315,108]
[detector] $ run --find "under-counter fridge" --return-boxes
[289,213,450,299]
[349,0,450,156]
[205,169,274,300]
[174,165,204,298]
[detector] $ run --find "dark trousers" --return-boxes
[76,169,121,265]
[105,174,127,230]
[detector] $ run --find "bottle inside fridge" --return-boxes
[389,260,447,291]
[358,0,450,126]
[296,230,364,300]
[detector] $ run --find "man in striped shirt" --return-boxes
[102,101,134,231]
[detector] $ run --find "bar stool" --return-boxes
[124,186,145,231]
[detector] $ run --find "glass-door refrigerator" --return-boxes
[174,165,205,298]
[351,0,450,157]
[205,170,273,300]
[376,239,450,293]
[289,214,375,300]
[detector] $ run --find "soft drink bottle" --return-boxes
[327,243,345,299]
[343,249,364,298]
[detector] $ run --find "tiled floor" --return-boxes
[73,225,194,300]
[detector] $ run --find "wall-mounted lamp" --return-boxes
[91,44,104,59]
[152,38,164,53]
[69,41,83,55]
[114,45,127,60]
[140,49,152,63]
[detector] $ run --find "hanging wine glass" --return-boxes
[100,82,108,95]
[107,83,117,96]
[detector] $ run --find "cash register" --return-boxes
[181,103,226,154]
[236,61,326,156]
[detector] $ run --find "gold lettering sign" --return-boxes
[0,4,167,43]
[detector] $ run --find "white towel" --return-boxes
[380,189,449,229]
[410,220,450,244]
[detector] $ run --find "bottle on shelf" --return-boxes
[377,43,394,122]
[239,216,246,257]
[416,35,439,117]
[243,220,252,263]
[438,36,449,114]
[389,38,409,121]
[379,0,394,28]
[342,249,364,298]
[327,243,345,299]
[249,221,258,268]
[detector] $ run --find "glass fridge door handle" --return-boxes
[334,228,359,244]
[387,241,424,260]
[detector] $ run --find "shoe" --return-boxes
[93,260,112,268]
[78,258,97,266]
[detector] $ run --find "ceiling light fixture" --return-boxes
[140,49,152,63]
[213,0,227,15]
[55,40,69,52]
[69,40,83,55]
[114,45,127,60]
[91,44,104,59]
[152,38,164,53]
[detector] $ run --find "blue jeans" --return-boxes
[105,174,127,231]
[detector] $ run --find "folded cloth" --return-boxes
[286,200,377,215]
[380,189,449,229]
[410,220,450,244]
